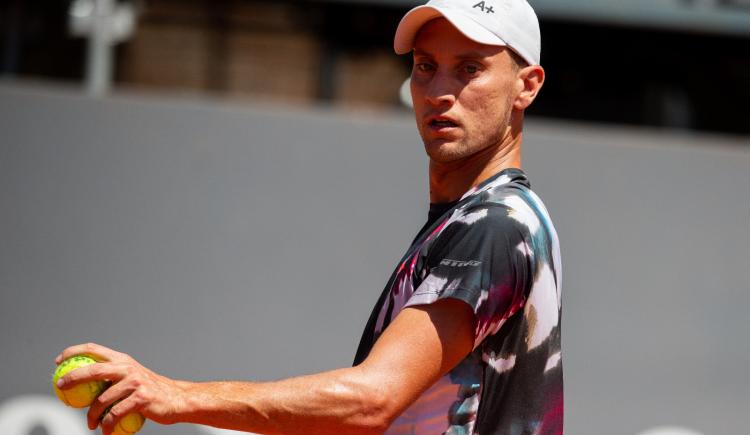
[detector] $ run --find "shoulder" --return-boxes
[449,197,532,238]
[428,202,530,257]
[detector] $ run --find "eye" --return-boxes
[463,64,480,74]
[415,62,435,73]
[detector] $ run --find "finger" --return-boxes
[55,342,126,365]
[87,381,134,430]
[56,362,127,390]
[100,396,141,435]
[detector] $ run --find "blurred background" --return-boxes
[3,0,750,132]
[0,1,748,435]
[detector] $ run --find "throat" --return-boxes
[428,142,522,203]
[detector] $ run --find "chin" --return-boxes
[423,138,469,163]
[424,144,465,163]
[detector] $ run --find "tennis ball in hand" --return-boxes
[103,401,146,434]
[103,407,145,435]
[112,412,145,434]
[53,355,107,408]
[54,355,146,433]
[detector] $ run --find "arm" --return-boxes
[55,298,475,435]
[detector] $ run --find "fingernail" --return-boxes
[56,379,64,388]
[54,355,61,364]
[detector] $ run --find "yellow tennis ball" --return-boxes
[103,401,145,434]
[53,355,107,408]
[113,412,145,434]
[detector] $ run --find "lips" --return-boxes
[426,115,460,131]
[431,119,457,128]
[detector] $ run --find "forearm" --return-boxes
[175,366,391,435]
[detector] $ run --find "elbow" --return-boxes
[329,367,401,434]
[336,384,395,435]
[356,390,393,435]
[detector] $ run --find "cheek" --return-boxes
[410,79,425,106]
[463,88,512,134]
[410,84,426,118]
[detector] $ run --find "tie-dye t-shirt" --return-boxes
[353,168,563,434]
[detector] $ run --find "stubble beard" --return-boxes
[422,104,514,165]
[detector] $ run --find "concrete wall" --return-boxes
[0,84,748,435]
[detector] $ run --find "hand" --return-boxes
[54,342,186,434]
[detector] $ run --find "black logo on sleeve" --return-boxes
[441,259,482,267]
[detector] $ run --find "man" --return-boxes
[54,0,563,433]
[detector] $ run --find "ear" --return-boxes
[513,65,545,111]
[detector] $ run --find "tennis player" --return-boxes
[55,0,563,433]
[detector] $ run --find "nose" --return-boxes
[422,71,456,108]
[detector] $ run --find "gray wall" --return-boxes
[1,84,748,435]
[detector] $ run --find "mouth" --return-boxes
[427,116,460,131]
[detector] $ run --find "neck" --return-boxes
[429,129,523,204]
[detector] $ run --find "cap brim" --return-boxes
[394,6,507,54]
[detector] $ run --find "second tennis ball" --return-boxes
[105,402,146,434]
[111,411,145,434]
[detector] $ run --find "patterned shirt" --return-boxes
[353,168,563,434]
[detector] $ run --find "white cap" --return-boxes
[394,0,541,66]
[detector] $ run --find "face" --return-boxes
[410,18,522,163]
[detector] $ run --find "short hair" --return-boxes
[508,49,529,71]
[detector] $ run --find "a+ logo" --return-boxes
[473,1,495,14]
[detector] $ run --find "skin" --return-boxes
[54,17,544,435]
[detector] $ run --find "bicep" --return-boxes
[356,298,475,421]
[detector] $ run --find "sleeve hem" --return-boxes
[403,288,485,350]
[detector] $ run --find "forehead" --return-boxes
[413,18,504,58]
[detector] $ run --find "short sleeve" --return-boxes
[404,204,532,348]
